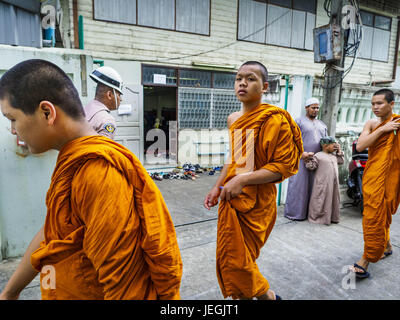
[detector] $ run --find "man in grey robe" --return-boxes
[284,97,328,221]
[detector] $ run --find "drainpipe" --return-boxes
[78,15,84,49]
[277,75,290,206]
[72,0,79,48]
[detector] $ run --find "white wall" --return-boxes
[100,59,142,85]
[0,45,94,259]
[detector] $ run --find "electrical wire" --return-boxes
[155,8,292,63]
[324,0,332,17]
[322,0,363,89]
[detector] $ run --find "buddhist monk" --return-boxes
[349,88,400,279]
[0,59,182,300]
[204,61,303,300]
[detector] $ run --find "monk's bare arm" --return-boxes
[220,169,282,201]
[212,112,239,187]
[204,112,239,209]
[356,120,378,151]
[357,118,400,151]
[214,162,229,188]
[236,168,282,186]
[0,226,43,300]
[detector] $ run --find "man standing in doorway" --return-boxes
[284,97,328,221]
[85,66,123,140]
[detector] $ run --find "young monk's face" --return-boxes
[235,65,268,105]
[1,98,49,154]
[371,94,393,118]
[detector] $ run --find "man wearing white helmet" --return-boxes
[84,66,123,140]
[284,97,328,221]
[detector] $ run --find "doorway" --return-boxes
[143,86,177,163]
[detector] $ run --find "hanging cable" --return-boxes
[322,0,363,89]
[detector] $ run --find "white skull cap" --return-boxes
[305,97,319,107]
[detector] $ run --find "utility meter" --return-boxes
[313,24,342,63]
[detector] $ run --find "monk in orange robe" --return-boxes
[350,88,400,279]
[0,59,182,300]
[204,61,303,300]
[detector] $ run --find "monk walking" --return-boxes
[204,61,303,300]
[350,88,400,279]
[0,59,182,300]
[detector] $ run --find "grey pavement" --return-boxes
[1,172,399,300]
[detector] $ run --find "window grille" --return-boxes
[178,88,241,129]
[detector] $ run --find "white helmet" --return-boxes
[90,66,123,94]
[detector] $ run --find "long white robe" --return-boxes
[284,116,328,220]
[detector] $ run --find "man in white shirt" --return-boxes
[85,66,123,140]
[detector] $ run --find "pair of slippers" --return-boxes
[352,250,393,279]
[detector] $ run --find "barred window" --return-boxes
[143,66,245,130]
[178,88,241,129]
[142,66,177,86]
[179,70,212,87]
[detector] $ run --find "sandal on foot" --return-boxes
[352,263,370,279]
[381,250,393,259]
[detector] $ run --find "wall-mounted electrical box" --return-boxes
[313,24,342,63]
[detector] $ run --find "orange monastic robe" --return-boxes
[362,114,400,262]
[216,104,303,299]
[31,136,182,300]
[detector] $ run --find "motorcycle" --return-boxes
[346,138,368,213]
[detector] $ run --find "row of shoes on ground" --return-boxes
[150,171,200,181]
[181,163,223,175]
[149,164,223,181]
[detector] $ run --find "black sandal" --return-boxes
[352,263,370,279]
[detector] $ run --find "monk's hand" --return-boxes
[204,186,221,210]
[220,175,245,201]
[381,118,400,133]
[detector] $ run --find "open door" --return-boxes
[143,86,177,165]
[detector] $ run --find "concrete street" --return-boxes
[0,173,399,300]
